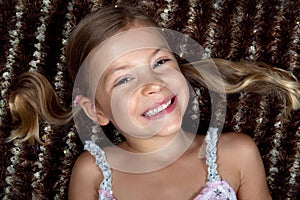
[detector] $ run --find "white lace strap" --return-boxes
[204,127,221,182]
[84,141,113,193]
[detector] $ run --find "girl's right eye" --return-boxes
[114,77,132,87]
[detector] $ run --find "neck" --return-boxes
[126,129,193,153]
[105,129,197,173]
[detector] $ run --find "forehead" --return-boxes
[91,27,168,70]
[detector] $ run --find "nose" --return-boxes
[141,82,164,96]
[137,65,165,96]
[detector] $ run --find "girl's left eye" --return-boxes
[153,58,170,68]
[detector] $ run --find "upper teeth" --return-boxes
[144,100,172,117]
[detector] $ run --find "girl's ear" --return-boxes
[79,96,110,126]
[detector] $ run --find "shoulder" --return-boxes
[71,150,104,182]
[218,132,259,155]
[73,150,103,174]
[217,132,271,196]
[68,151,103,199]
[217,132,271,198]
[217,132,262,168]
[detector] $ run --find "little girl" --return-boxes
[8,5,300,200]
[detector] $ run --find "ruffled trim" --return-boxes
[84,141,114,200]
[205,127,221,182]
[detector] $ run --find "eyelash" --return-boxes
[153,58,171,69]
[114,77,132,87]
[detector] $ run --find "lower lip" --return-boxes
[142,96,177,120]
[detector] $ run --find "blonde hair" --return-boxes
[182,58,300,114]
[7,72,72,144]
[7,5,300,144]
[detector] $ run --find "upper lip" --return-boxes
[141,95,175,115]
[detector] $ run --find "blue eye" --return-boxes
[114,77,132,87]
[153,59,170,69]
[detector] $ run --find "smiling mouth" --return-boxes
[142,96,175,117]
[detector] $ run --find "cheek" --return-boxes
[167,72,190,109]
[110,89,152,136]
[94,88,116,120]
[110,88,134,122]
[179,83,190,116]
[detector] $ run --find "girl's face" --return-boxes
[88,27,190,139]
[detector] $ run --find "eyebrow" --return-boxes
[112,48,162,72]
